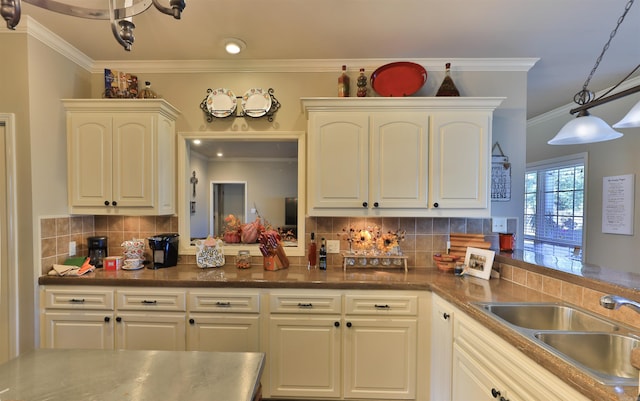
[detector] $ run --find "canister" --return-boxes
[104,256,123,271]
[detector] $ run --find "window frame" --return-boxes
[525,152,588,260]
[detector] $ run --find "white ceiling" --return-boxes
[14,0,640,119]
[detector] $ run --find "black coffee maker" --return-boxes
[148,233,179,269]
[88,236,108,268]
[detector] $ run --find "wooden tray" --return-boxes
[449,233,491,258]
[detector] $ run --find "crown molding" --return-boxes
[90,57,539,75]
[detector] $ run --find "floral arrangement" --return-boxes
[223,214,242,243]
[338,225,406,254]
[376,229,406,254]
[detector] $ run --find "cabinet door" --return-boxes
[307,112,369,210]
[42,311,114,349]
[452,344,504,401]
[431,112,491,209]
[370,113,429,209]
[187,314,260,352]
[112,114,155,207]
[343,317,417,399]
[268,315,341,398]
[431,295,454,401]
[67,113,113,207]
[115,312,185,351]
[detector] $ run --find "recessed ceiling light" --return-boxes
[224,38,246,55]
[193,139,201,145]
[217,152,223,157]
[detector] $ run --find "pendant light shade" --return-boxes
[548,115,623,145]
[613,99,640,128]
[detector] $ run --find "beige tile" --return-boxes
[541,276,561,298]
[526,271,542,291]
[57,235,70,256]
[561,281,583,305]
[41,218,56,238]
[70,217,84,234]
[512,267,527,286]
[56,217,69,235]
[107,216,124,231]
[41,238,57,258]
[95,215,108,231]
[123,216,140,232]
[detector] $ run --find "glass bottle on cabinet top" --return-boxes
[357,68,368,97]
[338,65,350,97]
[436,63,460,97]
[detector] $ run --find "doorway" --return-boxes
[0,114,18,362]
[211,182,247,237]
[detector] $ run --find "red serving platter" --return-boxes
[370,62,427,97]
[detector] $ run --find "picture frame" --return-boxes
[463,247,495,280]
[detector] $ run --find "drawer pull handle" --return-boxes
[374,304,390,309]
[141,300,157,304]
[297,303,313,308]
[69,298,85,303]
[215,302,232,307]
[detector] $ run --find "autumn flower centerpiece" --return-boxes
[376,229,406,254]
[222,214,242,243]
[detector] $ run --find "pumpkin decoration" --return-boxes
[241,217,263,244]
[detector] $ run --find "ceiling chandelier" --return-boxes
[1,0,186,51]
[548,0,640,145]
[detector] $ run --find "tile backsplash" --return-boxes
[40,215,178,275]
[40,214,516,273]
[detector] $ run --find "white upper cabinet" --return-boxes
[302,97,503,217]
[64,99,180,215]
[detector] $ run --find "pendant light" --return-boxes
[548,0,640,145]
[1,0,186,51]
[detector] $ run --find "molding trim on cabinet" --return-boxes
[301,97,505,115]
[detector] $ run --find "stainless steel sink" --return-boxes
[534,332,640,385]
[475,302,619,331]
[473,302,640,385]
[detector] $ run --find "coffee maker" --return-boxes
[148,233,179,269]
[87,236,108,268]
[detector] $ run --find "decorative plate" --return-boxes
[242,88,272,117]
[370,62,427,97]
[206,88,237,118]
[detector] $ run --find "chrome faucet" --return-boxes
[600,294,640,314]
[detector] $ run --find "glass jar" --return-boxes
[236,250,251,269]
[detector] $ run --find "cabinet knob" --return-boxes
[443,313,450,320]
[104,316,110,323]
[104,200,110,206]
[433,202,439,208]
[491,388,501,398]
[334,321,340,327]
[112,201,118,206]
[362,202,368,208]
[116,316,122,322]
[373,202,379,208]
[346,322,352,328]
[189,318,195,325]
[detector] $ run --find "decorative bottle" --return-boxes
[308,232,317,269]
[357,68,368,97]
[319,237,327,270]
[436,63,460,97]
[139,81,157,99]
[338,65,350,97]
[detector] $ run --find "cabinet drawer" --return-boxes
[189,291,260,313]
[345,294,417,316]
[43,288,114,310]
[116,289,186,311]
[270,293,342,314]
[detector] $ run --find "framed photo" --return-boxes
[464,247,495,280]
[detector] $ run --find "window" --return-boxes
[524,153,587,259]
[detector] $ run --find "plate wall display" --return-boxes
[370,62,427,97]
[242,88,272,117]
[206,88,237,118]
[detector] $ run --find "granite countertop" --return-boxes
[0,349,264,401]
[39,262,639,401]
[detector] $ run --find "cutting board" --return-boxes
[449,233,491,258]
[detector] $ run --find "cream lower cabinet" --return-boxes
[63,99,180,215]
[265,290,426,400]
[446,297,589,401]
[302,97,503,217]
[430,293,455,401]
[40,287,115,349]
[187,289,261,352]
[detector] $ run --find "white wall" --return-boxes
[527,78,640,273]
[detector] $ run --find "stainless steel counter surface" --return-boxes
[0,349,264,401]
[38,263,639,401]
